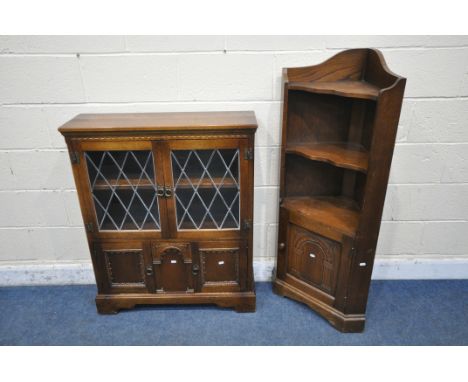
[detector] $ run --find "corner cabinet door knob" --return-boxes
[192,264,200,275]
[146,266,153,276]
[279,243,286,250]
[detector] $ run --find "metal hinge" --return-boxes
[85,222,94,233]
[242,219,252,231]
[244,147,254,160]
[69,151,80,164]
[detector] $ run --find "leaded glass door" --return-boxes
[163,139,249,239]
[78,141,168,238]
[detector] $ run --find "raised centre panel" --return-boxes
[198,241,247,292]
[151,241,194,293]
[95,240,154,294]
[286,224,340,296]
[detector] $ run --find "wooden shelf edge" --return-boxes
[176,177,239,189]
[281,196,360,241]
[288,80,379,101]
[285,143,368,173]
[93,178,155,190]
[92,177,239,190]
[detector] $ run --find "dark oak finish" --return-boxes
[274,49,406,332]
[60,111,257,314]
[288,80,379,101]
[282,196,360,241]
[286,143,368,173]
[58,111,257,133]
[286,224,340,295]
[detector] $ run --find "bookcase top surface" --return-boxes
[59,111,258,135]
[284,48,405,95]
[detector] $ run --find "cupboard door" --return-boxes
[286,224,340,296]
[161,139,251,239]
[95,241,154,294]
[76,141,168,238]
[152,241,195,293]
[198,241,247,292]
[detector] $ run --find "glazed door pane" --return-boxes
[170,149,240,230]
[85,150,161,231]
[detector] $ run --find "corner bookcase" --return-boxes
[273,49,406,332]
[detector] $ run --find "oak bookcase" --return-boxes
[273,49,406,332]
[59,111,257,314]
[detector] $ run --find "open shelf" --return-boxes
[288,80,380,101]
[286,143,368,173]
[275,49,406,330]
[281,196,360,239]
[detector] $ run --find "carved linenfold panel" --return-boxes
[104,249,145,287]
[200,248,240,287]
[287,224,340,295]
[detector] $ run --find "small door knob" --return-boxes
[164,186,173,198]
[156,186,164,197]
[146,266,153,276]
[192,264,200,275]
[278,243,285,250]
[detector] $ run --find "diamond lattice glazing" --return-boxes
[85,150,160,231]
[171,149,240,230]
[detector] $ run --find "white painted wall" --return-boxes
[1,35,468,283]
